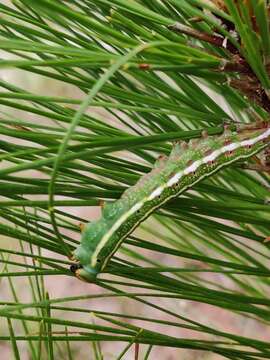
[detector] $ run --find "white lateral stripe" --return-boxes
[131,202,142,212]
[91,127,270,266]
[202,149,220,163]
[91,201,144,266]
[183,160,202,175]
[148,186,163,200]
[167,172,182,187]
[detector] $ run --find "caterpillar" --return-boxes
[71,122,270,282]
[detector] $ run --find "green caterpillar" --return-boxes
[71,122,270,282]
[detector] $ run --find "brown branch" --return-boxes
[229,78,270,113]
[220,54,251,73]
[167,18,270,114]
[167,22,237,53]
[240,163,270,173]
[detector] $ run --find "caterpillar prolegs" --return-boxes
[71,122,270,282]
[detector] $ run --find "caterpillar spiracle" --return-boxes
[71,122,270,282]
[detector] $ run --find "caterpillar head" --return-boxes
[70,220,107,282]
[70,261,99,282]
